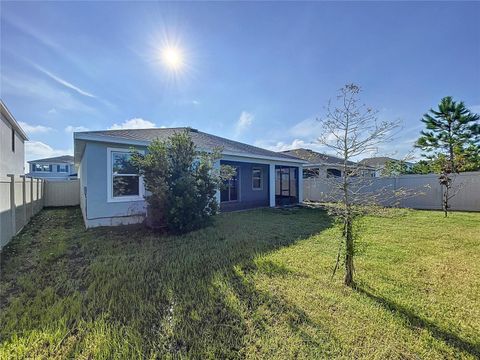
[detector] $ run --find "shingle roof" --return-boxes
[281,148,358,166]
[75,127,302,162]
[359,157,399,167]
[29,155,74,164]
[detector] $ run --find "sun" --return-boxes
[161,46,184,71]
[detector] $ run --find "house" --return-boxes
[74,127,304,228]
[27,155,76,180]
[0,100,28,176]
[359,157,414,177]
[281,148,375,178]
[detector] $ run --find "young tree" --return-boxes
[317,84,399,287]
[381,160,410,177]
[131,130,233,233]
[415,97,480,216]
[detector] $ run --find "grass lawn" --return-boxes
[0,207,479,359]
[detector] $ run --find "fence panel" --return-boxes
[0,176,45,249]
[44,180,80,207]
[303,171,480,211]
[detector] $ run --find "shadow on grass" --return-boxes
[356,286,480,358]
[0,206,335,358]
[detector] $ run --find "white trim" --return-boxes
[106,147,145,203]
[269,164,275,207]
[252,167,263,191]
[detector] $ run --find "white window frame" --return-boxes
[252,167,263,190]
[58,164,69,173]
[107,147,145,203]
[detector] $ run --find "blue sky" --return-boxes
[1,1,479,162]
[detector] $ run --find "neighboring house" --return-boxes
[281,148,375,178]
[0,100,28,176]
[27,155,76,180]
[73,127,304,228]
[359,157,414,177]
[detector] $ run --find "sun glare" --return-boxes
[161,46,184,71]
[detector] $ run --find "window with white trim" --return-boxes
[252,167,263,190]
[110,150,141,200]
[58,164,69,172]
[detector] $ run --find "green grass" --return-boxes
[0,207,479,359]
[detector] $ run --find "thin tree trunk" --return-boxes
[344,215,354,286]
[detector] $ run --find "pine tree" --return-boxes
[415,97,480,216]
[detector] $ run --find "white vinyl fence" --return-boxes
[1,177,80,249]
[44,179,80,207]
[1,175,45,249]
[304,171,480,211]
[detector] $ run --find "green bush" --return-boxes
[131,130,231,233]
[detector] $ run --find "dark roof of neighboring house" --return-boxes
[1,100,29,141]
[29,155,74,164]
[359,157,412,168]
[281,148,358,166]
[74,127,302,162]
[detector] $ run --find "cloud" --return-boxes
[32,64,96,98]
[47,108,57,114]
[65,125,90,133]
[235,111,254,137]
[25,141,72,164]
[289,117,323,138]
[1,72,98,114]
[109,118,156,130]
[255,138,328,153]
[18,121,54,134]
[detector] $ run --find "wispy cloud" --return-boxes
[65,125,90,133]
[19,121,54,134]
[32,64,96,98]
[1,72,98,115]
[109,118,156,130]
[234,111,254,138]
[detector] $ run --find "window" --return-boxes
[57,164,69,173]
[34,164,52,172]
[326,168,341,178]
[11,128,15,152]
[221,167,239,202]
[252,167,263,190]
[303,168,319,178]
[108,149,143,202]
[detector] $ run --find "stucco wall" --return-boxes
[0,113,25,176]
[220,160,270,211]
[28,162,76,180]
[81,141,147,227]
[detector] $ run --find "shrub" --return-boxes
[131,130,231,233]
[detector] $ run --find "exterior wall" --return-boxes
[220,160,270,211]
[78,140,304,228]
[80,141,147,228]
[0,113,25,176]
[27,162,76,180]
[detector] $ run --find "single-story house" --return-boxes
[74,127,304,228]
[281,148,375,178]
[359,157,414,177]
[27,155,76,180]
[1,100,28,176]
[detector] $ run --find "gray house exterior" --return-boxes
[27,155,76,180]
[1,100,28,176]
[74,127,304,228]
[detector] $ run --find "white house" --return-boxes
[27,155,76,180]
[0,100,28,176]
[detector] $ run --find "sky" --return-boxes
[1,1,479,164]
